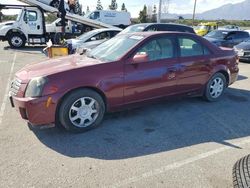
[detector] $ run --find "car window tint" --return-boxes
[178,37,209,57]
[136,37,174,61]
[93,31,111,41]
[235,32,249,39]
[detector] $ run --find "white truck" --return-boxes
[0,1,115,48]
[86,10,131,29]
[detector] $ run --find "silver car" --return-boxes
[66,28,122,54]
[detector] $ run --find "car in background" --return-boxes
[194,22,218,36]
[234,38,250,61]
[204,30,250,48]
[66,28,122,54]
[10,32,239,132]
[38,0,59,7]
[119,23,195,35]
[218,25,241,31]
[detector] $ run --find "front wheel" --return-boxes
[204,72,227,102]
[8,33,26,48]
[58,89,105,133]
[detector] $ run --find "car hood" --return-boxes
[204,37,224,43]
[78,39,106,50]
[16,54,103,82]
[234,41,250,50]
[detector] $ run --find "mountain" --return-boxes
[162,0,250,20]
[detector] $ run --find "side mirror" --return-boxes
[132,53,149,64]
[91,37,96,41]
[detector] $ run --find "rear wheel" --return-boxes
[59,89,105,133]
[8,33,26,48]
[50,0,60,8]
[204,73,226,102]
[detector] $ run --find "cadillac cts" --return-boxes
[9,32,239,132]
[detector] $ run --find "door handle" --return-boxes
[37,25,40,30]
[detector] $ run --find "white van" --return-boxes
[86,10,131,28]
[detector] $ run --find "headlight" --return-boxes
[25,77,48,98]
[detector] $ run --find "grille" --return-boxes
[10,78,22,96]
[244,51,250,57]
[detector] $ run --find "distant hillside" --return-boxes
[162,0,250,20]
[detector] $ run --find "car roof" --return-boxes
[131,23,193,28]
[91,28,122,32]
[122,31,196,38]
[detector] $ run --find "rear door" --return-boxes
[124,35,179,103]
[176,36,212,94]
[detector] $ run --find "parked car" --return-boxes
[66,28,122,54]
[234,38,250,61]
[119,23,196,35]
[204,30,250,48]
[218,25,241,31]
[10,32,239,132]
[194,22,218,36]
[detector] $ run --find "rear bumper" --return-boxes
[10,93,61,126]
[229,72,239,85]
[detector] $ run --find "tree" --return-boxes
[151,4,157,22]
[138,5,148,23]
[96,0,103,10]
[109,0,118,10]
[121,3,127,12]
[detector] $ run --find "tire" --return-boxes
[58,89,105,133]
[53,32,63,45]
[204,72,226,102]
[8,33,26,48]
[232,155,250,188]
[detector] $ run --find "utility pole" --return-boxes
[158,0,162,23]
[192,0,197,26]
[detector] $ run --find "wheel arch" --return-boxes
[55,86,107,126]
[6,29,27,40]
[217,70,230,87]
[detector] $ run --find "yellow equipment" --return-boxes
[194,22,218,36]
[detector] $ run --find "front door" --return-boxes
[124,36,180,104]
[21,8,44,36]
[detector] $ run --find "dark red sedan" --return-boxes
[10,32,239,132]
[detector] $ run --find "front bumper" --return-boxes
[10,94,60,126]
[0,35,6,41]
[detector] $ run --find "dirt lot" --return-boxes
[1,42,250,188]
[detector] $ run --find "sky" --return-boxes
[0,0,246,17]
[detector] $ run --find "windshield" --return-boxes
[77,30,99,41]
[16,9,22,21]
[87,35,144,62]
[205,30,228,39]
[119,25,147,34]
[195,25,208,30]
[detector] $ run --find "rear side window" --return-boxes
[235,32,249,39]
[178,37,210,57]
[136,37,175,61]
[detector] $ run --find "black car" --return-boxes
[234,38,250,61]
[204,30,250,48]
[119,23,196,34]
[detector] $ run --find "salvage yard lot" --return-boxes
[1,41,250,188]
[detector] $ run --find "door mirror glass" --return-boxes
[132,53,149,63]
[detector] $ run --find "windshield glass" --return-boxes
[205,30,228,39]
[78,30,99,41]
[119,25,147,34]
[87,35,144,62]
[16,9,22,21]
[195,25,208,30]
